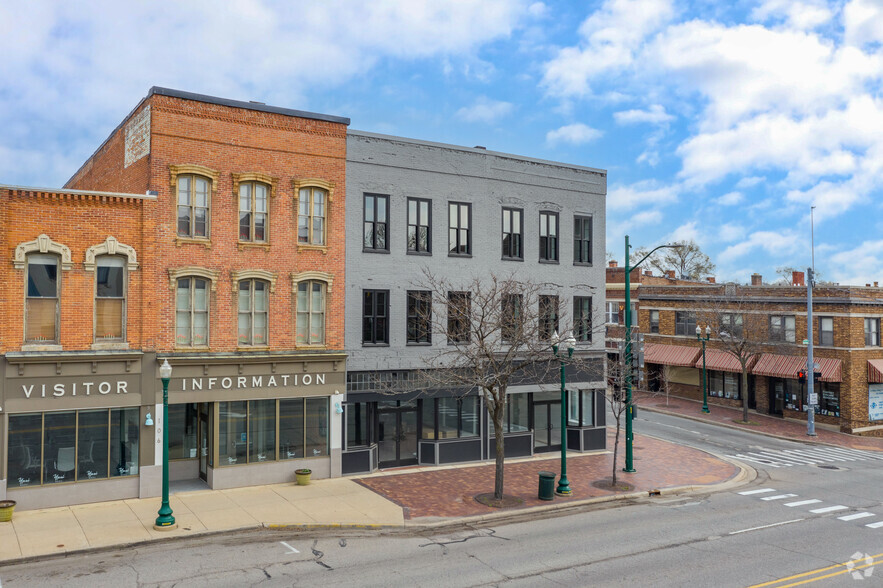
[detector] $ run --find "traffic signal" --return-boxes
[813,371,822,384]
[797,369,806,384]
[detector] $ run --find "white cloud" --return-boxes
[607,179,678,210]
[719,229,803,263]
[718,223,745,242]
[545,123,603,145]
[828,239,883,285]
[613,104,674,125]
[527,2,548,17]
[716,191,744,206]
[542,0,674,97]
[632,210,663,226]
[751,0,834,30]
[455,97,514,123]
[843,0,883,47]
[665,221,701,244]
[736,176,764,189]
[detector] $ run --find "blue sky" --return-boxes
[2,0,882,285]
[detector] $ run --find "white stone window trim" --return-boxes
[84,236,139,271]
[13,234,73,271]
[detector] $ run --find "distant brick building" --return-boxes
[632,271,883,436]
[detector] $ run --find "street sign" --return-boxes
[808,393,818,405]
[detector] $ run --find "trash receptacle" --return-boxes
[538,471,556,501]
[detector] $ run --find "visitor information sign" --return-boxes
[869,383,883,421]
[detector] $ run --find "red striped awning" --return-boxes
[693,349,754,373]
[868,359,883,383]
[752,354,842,383]
[644,343,701,367]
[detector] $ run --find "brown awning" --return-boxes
[693,349,754,373]
[868,359,883,383]
[644,343,701,367]
[752,354,842,383]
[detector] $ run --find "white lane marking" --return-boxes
[761,494,798,501]
[280,541,300,554]
[838,512,876,521]
[730,454,782,467]
[739,488,777,495]
[651,421,701,435]
[866,521,883,529]
[785,499,823,507]
[729,519,804,535]
[809,505,848,514]
[785,449,840,462]
[751,450,818,465]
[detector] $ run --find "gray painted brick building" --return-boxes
[343,130,608,474]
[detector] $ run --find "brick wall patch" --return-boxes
[124,105,150,168]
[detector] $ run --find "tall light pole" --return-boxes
[551,330,576,495]
[155,359,176,530]
[623,235,679,473]
[696,325,711,413]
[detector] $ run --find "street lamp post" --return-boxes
[155,359,176,530]
[623,235,679,473]
[696,325,711,413]
[552,330,576,496]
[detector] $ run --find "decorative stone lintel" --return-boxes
[84,236,139,271]
[13,234,73,270]
[168,266,221,291]
[231,269,278,294]
[291,270,334,293]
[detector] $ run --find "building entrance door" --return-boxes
[532,392,561,453]
[377,401,419,468]
[198,403,211,481]
[769,379,785,416]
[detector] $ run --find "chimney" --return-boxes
[706,277,716,283]
[644,270,653,276]
[792,271,804,287]
[867,284,871,287]
[875,282,879,288]
[609,261,618,268]
[751,273,762,286]
[665,270,676,279]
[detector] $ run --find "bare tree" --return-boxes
[632,239,715,280]
[605,353,629,487]
[404,270,602,501]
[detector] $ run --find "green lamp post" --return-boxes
[155,359,176,530]
[552,330,576,495]
[696,325,711,413]
[623,235,680,473]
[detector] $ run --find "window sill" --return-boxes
[406,342,432,346]
[407,250,432,256]
[363,248,390,254]
[573,261,593,267]
[174,345,211,352]
[22,343,63,352]
[297,244,328,254]
[539,259,560,265]
[236,345,270,352]
[296,343,327,350]
[91,342,130,351]
[238,241,271,251]
[362,342,390,347]
[448,253,472,258]
[176,236,212,249]
[501,256,524,262]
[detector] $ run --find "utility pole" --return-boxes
[806,267,817,436]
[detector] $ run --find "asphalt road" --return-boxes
[2,410,881,587]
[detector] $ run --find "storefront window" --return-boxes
[438,397,459,439]
[707,371,741,400]
[44,411,76,484]
[249,400,276,462]
[489,393,530,435]
[346,403,371,448]
[460,397,479,438]
[110,408,140,477]
[168,403,198,460]
[421,400,436,440]
[218,401,248,466]
[567,390,595,426]
[305,398,329,457]
[8,408,138,488]
[78,410,109,480]
[279,399,304,459]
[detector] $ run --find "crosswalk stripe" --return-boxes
[785,499,822,507]
[745,452,795,465]
[809,505,848,514]
[761,494,798,501]
[784,449,841,462]
[728,445,883,468]
[813,448,862,461]
[751,450,818,465]
[866,521,883,529]
[731,454,783,467]
[739,488,777,495]
[838,512,876,521]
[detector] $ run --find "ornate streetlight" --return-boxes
[155,359,176,530]
[551,330,576,495]
[696,325,711,413]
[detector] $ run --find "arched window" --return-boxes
[238,279,269,346]
[239,181,269,243]
[26,254,60,343]
[95,256,126,341]
[176,277,210,347]
[298,187,327,245]
[177,175,211,238]
[296,281,326,345]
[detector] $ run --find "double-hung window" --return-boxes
[649,310,660,333]
[606,301,621,324]
[675,311,697,336]
[95,257,125,342]
[501,294,523,343]
[573,215,592,264]
[865,318,880,346]
[770,315,796,342]
[298,187,327,245]
[573,296,592,342]
[238,280,269,346]
[720,313,743,338]
[502,207,523,260]
[296,281,326,345]
[176,277,209,347]
[539,295,559,341]
[448,202,471,256]
[363,194,389,251]
[177,175,210,238]
[239,181,268,243]
[407,198,431,253]
[26,254,60,343]
[819,317,834,346]
[447,291,471,343]
[362,290,389,345]
[406,290,431,344]
[539,211,558,262]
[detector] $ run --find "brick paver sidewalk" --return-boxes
[356,429,738,519]
[634,391,883,452]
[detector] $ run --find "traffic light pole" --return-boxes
[806,267,817,436]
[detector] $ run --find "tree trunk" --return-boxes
[741,367,749,422]
[490,390,506,500]
[611,413,620,486]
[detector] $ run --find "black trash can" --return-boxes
[538,471,556,501]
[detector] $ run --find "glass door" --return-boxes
[770,379,785,416]
[198,403,210,481]
[532,392,561,453]
[377,401,419,468]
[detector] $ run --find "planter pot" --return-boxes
[0,500,16,522]
[295,469,312,486]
